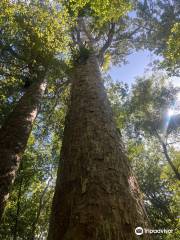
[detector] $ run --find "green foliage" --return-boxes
[0,0,70,54]
[105,75,129,130]
[0,0,70,125]
[129,140,180,240]
[105,74,180,238]
[0,138,56,239]
[72,44,92,64]
[0,0,70,79]
[62,0,134,66]
[135,0,180,74]
[102,52,111,71]
[129,74,178,136]
[163,23,180,74]
[64,0,131,26]
[136,0,179,54]
[0,90,67,238]
[166,23,180,64]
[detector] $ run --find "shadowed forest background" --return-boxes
[0,0,179,239]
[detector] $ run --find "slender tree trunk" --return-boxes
[48,54,150,240]
[161,142,180,180]
[0,78,47,220]
[30,177,52,240]
[13,172,23,240]
[155,132,180,180]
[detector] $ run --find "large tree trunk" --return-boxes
[48,54,150,240]
[0,78,46,220]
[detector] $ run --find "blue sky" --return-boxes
[108,50,179,87]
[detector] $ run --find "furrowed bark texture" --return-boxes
[0,79,46,219]
[48,55,150,240]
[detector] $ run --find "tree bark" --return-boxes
[0,78,47,220]
[48,54,151,240]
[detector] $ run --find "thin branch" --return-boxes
[114,25,142,43]
[167,140,180,145]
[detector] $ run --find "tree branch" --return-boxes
[98,22,115,65]
[114,25,142,43]
[154,128,180,180]
[161,141,180,180]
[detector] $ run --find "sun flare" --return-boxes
[177,92,180,102]
[167,109,174,116]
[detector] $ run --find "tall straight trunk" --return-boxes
[0,78,46,220]
[48,54,150,240]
